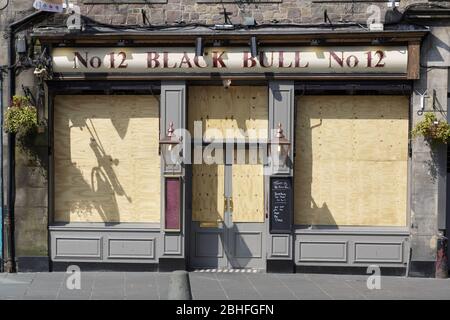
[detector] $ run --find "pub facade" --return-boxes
[1,0,449,277]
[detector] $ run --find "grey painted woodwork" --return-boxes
[267,81,295,262]
[294,227,410,267]
[50,223,161,263]
[160,81,187,260]
[160,81,186,175]
[268,81,295,176]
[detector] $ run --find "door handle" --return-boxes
[223,196,233,213]
[229,197,233,213]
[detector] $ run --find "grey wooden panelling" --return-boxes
[160,81,186,174]
[55,237,102,260]
[299,241,348,262]
[195,232,224,258]
[234,232,262,259]
[267,81,295,263]
[270,235,291,257]
[164,233,183,255]
[353,242,403,263]
[108,238,155,259]
[268,81,295,176]
[190,222,228,268]
[160,81,187,261]
[50,224,161,263]
[294,227,409,267]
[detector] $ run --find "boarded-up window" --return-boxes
[294,96,408,227]
[188,86,268,141]
[54,95,160,223]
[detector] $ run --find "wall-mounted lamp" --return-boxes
[268,123,291,167]
[310,39,325,46]
[16,34,27,55]
[223,79,231,89]
[195,37,204,57]
[250,36,258,58]
[117,39,133,46]
[212,40,222,47]
[244,16,256,27]
[387,0,400,8]
[160,122,182,167]
[371,38,381,45]
[416,89,428,115]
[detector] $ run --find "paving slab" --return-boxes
[215,273,261,300]
[0,272,449,300]
[190,274,228,300]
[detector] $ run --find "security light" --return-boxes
[195,37,204,57]
[250,36,258,58]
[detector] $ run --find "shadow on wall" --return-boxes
[54,100,140,224]
[295,116,337,228]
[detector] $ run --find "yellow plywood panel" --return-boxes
[232,150,265,223]
[192,164,225,222]
[294,95,408,227]
[188,86,268,141]
[54,95,161,223]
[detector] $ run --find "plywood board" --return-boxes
[54,95,161,223]
[232,149,265,223]
[188,86,268,141]
[294,95,408,227]
[192,163,225,222]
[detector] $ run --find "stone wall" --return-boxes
[0,0,48,265]
[46,0,438,25]
[410,24,450,276]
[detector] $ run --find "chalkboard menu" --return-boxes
[269,177,293,234]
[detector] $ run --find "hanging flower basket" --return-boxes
[4,96,38,135]
[412,112,450,144]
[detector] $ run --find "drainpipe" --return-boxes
[4,10,49,273]
[4,23,16,273]
[0,71,3,273]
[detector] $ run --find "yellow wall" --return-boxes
[54,95,161,223]
[294,95,408,227]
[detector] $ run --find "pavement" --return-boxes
[0,271,449,300]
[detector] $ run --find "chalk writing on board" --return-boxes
[270,177,293,233]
